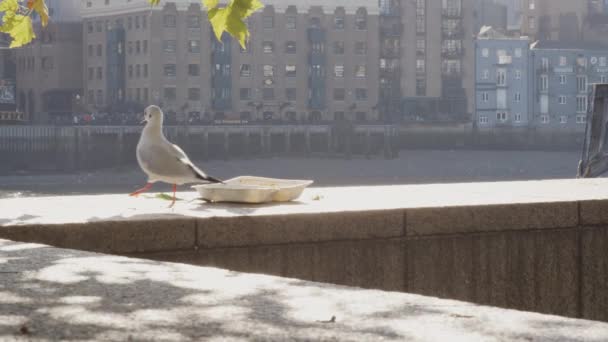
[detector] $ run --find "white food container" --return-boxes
[192,176,313,204]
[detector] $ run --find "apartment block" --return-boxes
[475,27,530,128]
[521,0,587,42]
[81,0,380,123]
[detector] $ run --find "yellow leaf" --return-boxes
[7,15,35,48]
[27,0,49,27]
[207,0,263,49]
[203,0,219,10]
[148,0,161,5]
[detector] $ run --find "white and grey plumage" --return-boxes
[130,105,222,206]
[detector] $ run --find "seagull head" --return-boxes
[143,105,163,126]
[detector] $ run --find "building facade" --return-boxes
[81,0,380,123]
[520,0,587,42]
[475,28,530,128]
[15,0,82,123]
[530,42,608,131]
[379,0,475,123]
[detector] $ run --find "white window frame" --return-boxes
[482,92,489,102]
[559,96,567,105]
[496,111,508,122]
[515,113,522,123]
[576,114,587,124]
[541,114,549,124]
[479,115,488,124]
[560,115,567,124]
[559,75,567,84]
[514,92,521,102]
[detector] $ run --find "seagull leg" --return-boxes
[129,183,153,197]
[169,184,177,208]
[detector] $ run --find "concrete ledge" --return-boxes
[2,239,608,341]
[2,179,608,322]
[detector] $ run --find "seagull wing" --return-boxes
[137,143,199,183]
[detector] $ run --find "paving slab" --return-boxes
[1,239,608,342]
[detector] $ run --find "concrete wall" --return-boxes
[1,194,607,321]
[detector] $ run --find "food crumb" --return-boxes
[312,195,323,201]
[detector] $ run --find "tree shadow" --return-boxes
[1,240,607,341]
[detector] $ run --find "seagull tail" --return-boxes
[187,164,225,184]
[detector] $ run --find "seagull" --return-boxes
[129,105,223,207]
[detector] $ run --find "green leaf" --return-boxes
[155,193,181,201]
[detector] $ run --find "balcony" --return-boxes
[441,48,464,58]
[442,8,462,18]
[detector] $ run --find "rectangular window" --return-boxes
[577,95,588,113]
[416,59,425,73]
[560,115,567,124]
[262,41,274,53]
[514,92,521,102]
[164,64,176,77]
[355,65,366,78]
[577,76,587,93]
[143,64,148,78]
[417,39,426,55]
[164,87,176,101]
[496,112,508,122]
[263,16,274,29]
[559,95,567,104]
[496,69,506,86]
[541,114,549,124]
[164,15,176,28]
[263,88,274,100]
[97,67,103,80]
[515,48,522,58]
[188,64,200,76]
[188,88,201,101]
[188,40,201,53]
[482,69,489,80]
[560,56,567,66]
[286,88,296,101]
[355,88,367,100]
[333,88,345,101]
[515,113,522,123]
[602,75,607,84]
[263,65,274,77]
[240,64,251,77]
[355,42,367,55]
[577,114,587,124]
[560,75,567,84]
[479,115,488,124]
[285,41,296,54]
[187,15,200,28]
[541,57,549,71]
[285,64,296,77]
[334,16,345,30]
[334,65,344,78]
[482,92,489,102]
[286,16,296,29]
[88,67,93,80]
[416,17,425,33]
[416,78,426,96]
[540,75,548,91]
[515,70,521,79]
[239,88,251,100]
[143,40,148,54]
[163,40,176,53]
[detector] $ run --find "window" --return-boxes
[96,21,102,32]
[97,67,102,80]
[88,45,93,57]
[88,67,93,80]
[416,59,425,73]
[87,21,93,33]
[496,69,506,85]
[515,113,522,123]
[87,90,94,104]
[97,44,102,57]
[540,75,548,91]
[577,114,587,124]
[514,92,521,102]
[164,64,176,77]
[240,64,251,77]
[188,88,201,101]
[577,95,588,113]
[482,92,489,102]
[559,95,567,104]
[355,42,367,55]
[136,64,141,78]
[355,65,366,78]
[286,88,296,101]
[541,115,549,124]
[601,57,607,67]
[482,69,489,80]
[286,16,296,29]
[127,41,133,55]
[334,16,345,29]
[282,41,296,54]
[263,88,275,100]
[479,115,488,124]
[355,8,367,30]
[127,17,132,30]
[334,111,345,120]
[263,15,274,29]
[416,78,426,96]
[602,75,607,84]
[142,16,147,29]
[496,112,508,122]
[560,115,567,124]
[355,88,367,100]
[135,16,140,29]
[143,64,148,78]
[262,41,274,53]
[333,88,345,101]
[188,64,200,76]
[515,48,522,58]
[334,65,344,78]
[559,56,567,66]
[529,0,535,10]
[416,17,425,33]
[239,88,251,100]
[577,76,587,93]
[188,40,201,53]
[285,65,296,77]
[96,89,103,104]
[164,15,176,28]
[187,15,200,28]
[515,70,521,79]
[528,17,535,30]
[559,75,567,84]
[143,40,148,54]
[164,87,176,101]
[136,41,141,54]
[416,39,426,55]
[163,40,176,53]
[482,48,489,57]
[333,42,344,54]
[541,57,549,71]
[263,65,274,77]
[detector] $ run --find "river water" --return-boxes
[0,150,582,198]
